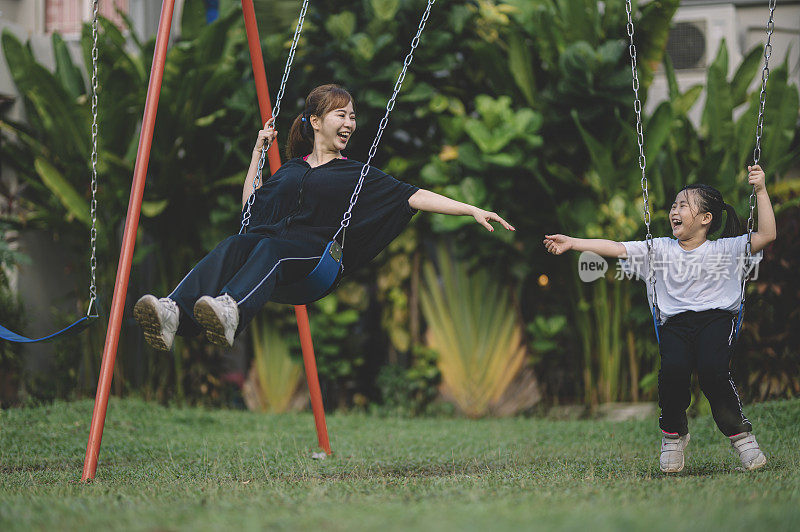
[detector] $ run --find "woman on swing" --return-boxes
[135,84,514,350]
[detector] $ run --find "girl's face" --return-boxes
[311,101,356,152]
[669,190,711,240]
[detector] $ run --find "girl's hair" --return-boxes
[679,183,743,238]
[286,84,354,159]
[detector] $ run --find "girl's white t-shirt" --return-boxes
[620,235,762,323]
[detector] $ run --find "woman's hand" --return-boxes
[471,207,515,232]
[543,234,573,255]
[748,164,766,194]
[407,190,515,232]
[254,124,277,152]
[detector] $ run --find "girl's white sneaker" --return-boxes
[730,432,767,471]
[660,432,690,473]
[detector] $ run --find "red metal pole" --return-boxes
[81,0,177,482]
[293,305,331,454]
[241,0,332,455]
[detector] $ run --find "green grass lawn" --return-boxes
[1,398,798,531]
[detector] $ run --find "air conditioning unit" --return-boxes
[665,3,741,71]
[666,20,708,70]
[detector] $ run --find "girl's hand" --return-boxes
[543,234,573,255]
[748,164,766,193]
[254,124,277,152]
[471,207,515,232]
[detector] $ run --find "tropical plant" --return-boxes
[407,0,678,406]
[375,345,441,416]
[0,8,259,400]
[735,198,800,401]
[420,248,530,417]
[648,45,799,210]
[248,315,305,413]
[4,0,797,412]
[0,221,26,406]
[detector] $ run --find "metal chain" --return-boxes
[742,0,777,306]
[240,0,310,234]
[87,0,99,317]
[334,0,436,246]
[625,0,658,319]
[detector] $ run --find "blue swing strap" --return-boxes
[733,254,750,343]
[734,300,745,342]
[0,313,99,344]
[651,305,661,345]
[271,241,343,305]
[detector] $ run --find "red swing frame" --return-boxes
[81,0,331,482]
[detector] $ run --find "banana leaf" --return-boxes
[34,158,90,225]
[703,41,734,152]
[731,46,766,108]
[420,249,526,417]
[52,33,85,100]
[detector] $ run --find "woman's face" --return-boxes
[311,100,356,152]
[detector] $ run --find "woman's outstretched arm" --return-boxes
[241,126,278,207]
[543,234,626,258]
[408,189,515,232]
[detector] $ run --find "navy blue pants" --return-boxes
[658,309,752,437]
[169,234,320,337]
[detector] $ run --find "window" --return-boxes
[46,0,129,35]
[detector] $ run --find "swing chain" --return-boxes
[625,0,658,319]
[87,0,99,317]
[241,0,310,234]
[335,0,436,246]
[742,0,777,306]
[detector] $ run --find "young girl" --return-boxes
[134,84,513,349]
[544,165,776,473]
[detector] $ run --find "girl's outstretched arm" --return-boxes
[747,165,777,253]
[408,189,515,232]
[543,234,626,258]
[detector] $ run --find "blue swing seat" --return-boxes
[0,315,98,343]
[270,240,343,305]
[651,305,661,345]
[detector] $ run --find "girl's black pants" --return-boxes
[168,234,320,338]
[658,309,752,437]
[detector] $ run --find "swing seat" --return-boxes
[271,240,343,305]
[0,315,98,344]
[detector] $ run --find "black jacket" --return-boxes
[241,157,419,272]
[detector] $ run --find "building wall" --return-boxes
[0,0,47,34]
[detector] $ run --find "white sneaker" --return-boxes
[660,432,690,473]
[193,294,239,348]
[133,295,179,351]
[730,432,767,471]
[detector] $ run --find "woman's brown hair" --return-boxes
[286,84,354,159]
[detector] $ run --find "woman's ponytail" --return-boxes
[286,113,313,160]
[721,202,743,238]
[285,84,354,160]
